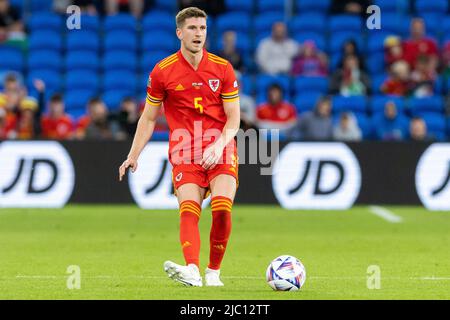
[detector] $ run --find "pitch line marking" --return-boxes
[368,206,403,223]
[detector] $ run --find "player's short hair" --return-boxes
[176,7,207,28]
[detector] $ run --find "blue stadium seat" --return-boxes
[28,13,63,30]
[443,17,450,35]
[65,51,99,72]
[0,46,24,72]
[374,0,399,13]
[27,69,62,92]
[293,76,328,94]
[374,14,410,37]
[332,96,367,114]
[225,0,253,12]
[29,31,63,51]
[154,0,177,12]
[366,33,391,53]
[329,15,362,33]
[294,92,323,113]
[103,71,137,93]
[256,75,291,98]
[239,74,254,95]
[28,50,62,72]
[65,89,96,113]
[366,53,386,75]
[30,0,53,12]
[216,12,252,34]
[215,32,251,53]
[142,31,178,52]
[66,30,100,52]
[103,90,131,110]
[370,95,405,115]
[293,32,326,51]
[418,14,442,37]
[289,14,326,34]
[10,0,24,12]
[372,74,389,94]
[257,0,285,13]
[329,32,363,54]
[79,14,100,32]
[421,113,446,140]
[296,0,330,13]
[141,51,172,73]
[254,12,285,34]
[415,0,448,14]
[102,51,137,72]
[66,70,100,92]
[104,31,138,51]
[447,118,450,138]
[142,10,175,31]
[103,14,137,32]
[410,96,444,116]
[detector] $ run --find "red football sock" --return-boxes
[208,196,233,270]
[179,200,201,267]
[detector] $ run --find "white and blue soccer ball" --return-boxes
[266,255,306,291]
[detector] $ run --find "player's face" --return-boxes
[177,17,207,54]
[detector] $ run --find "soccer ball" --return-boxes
[266,255,306,291]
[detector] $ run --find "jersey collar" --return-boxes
[177,48,208,72]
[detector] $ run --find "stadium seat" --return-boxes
[142,10,175,32]
[257,0,285,13]
[215,32,251,53]
[294,92,323,113]
[0,46,24,72]
[66,70,100,92]
[332,96,367,114]
[103,90,131,110]
[329,32,363,54]
[154,0,177,12]
[366,53,386,75]
[254,12,285,34]
[30,0,53,12]
[29,31,63,51]
[103,71,137,93]
[415,0,448,15]
[293,32,326,52]
[443,17,450,35]
[142,31,178,52]
[28,13,63,30]
[447,118,450,137]
[79,14,100,32]
[418,14,442,37]
[289,14,326,34]
[366,33,391,53]
[225,0,253,12]
[65,89,97,113]
[28,50,62,72]
[239,74,254,95]
[370,95,405,115]
[296,0,330,13]
[374,0,399,13]
[10,0,23,12]
[66,30,100,52]
[256,75,291,98]
[103,14,137,32]
[293,76,328,94]
[421,113,446,140]
[140,51,171,73]
[328,15,362,33]
[65,51,100,72]
[102,51,137,72]
[104,31,138,51]
[27,69,62,92]
[410,96,444,116]
[372,74,389,94]
[373,13,410,37]
[216,12,252,34]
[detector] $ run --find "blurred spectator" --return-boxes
[403,18,438,70]
[291,40,328,77]
[256,22,299,75]
[381,60,412,96]
[384,35,406,68]
[256,83,297,132]
[219,31,244,72]
[0,73,26,113]
[329,54,370,96]
[410,55,436,97]
[105,0,144,18]
[287,96,333,141]
[0,96,16,139]
[55,0,99,14]
[117,96,139,138]
[83,97,120,140]
[16,97,38,139]
[41,94,74,140]
[333,112,362,141]
[330,0,372,16]
[178,0,225,17]
[409,117,433,141]
[0,0,25,43]
[373,100,408,140]
[338,39,366,71]
[235,72,256,130]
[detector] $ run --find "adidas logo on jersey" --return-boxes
[175,84,185,91]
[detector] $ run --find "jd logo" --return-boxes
[0,141,75,208]
[272,143,361,210]
[416,144,450,210]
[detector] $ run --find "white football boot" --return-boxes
[205,267,224,286]
[163,261,203,287]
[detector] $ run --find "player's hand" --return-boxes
[119,157,138,181]
[201,142,224,170]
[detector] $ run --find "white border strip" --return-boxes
[369,206,403,223]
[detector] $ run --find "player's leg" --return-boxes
[164,182,207,287]
[205,174,237,286]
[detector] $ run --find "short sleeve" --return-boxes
[220,63,239,102]
[146,66,165,106]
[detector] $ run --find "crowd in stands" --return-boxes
[1,0,450,142]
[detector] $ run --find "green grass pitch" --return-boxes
[0,205,449,299]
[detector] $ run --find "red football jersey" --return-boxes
[146,49,239,165]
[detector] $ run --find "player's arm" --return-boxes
[119,101,161,181]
